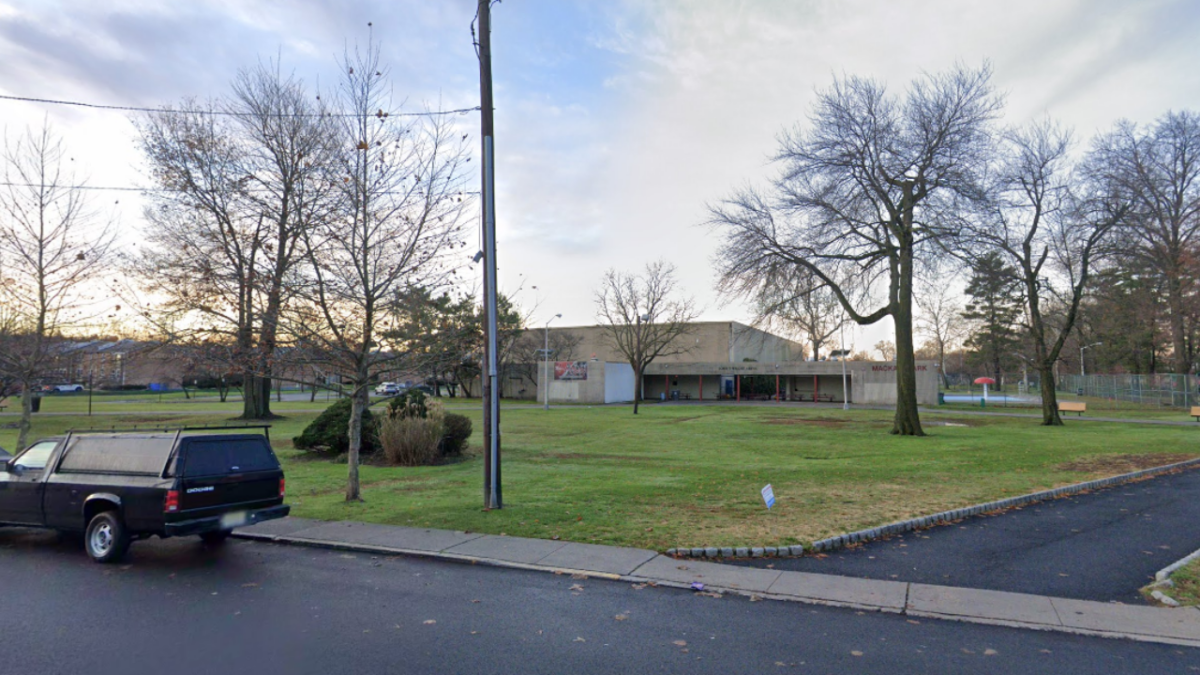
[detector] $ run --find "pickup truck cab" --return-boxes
[0,429,289,563]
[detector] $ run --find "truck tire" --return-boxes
[200,529,232,545]
[85,511,131,563]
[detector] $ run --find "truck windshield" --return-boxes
[181,438,279,477]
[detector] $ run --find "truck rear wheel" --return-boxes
[85,511,131,563]
[200,529,232,545]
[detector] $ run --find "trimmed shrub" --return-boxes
[293,397,378,456]
[442,413,472,456]
[378,399,445,466]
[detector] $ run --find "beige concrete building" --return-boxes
[533,321,938,406]
[535,321,804,365]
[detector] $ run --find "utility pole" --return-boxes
[477,0,502,509]
[543,313,561,411]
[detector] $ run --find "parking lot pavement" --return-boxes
[733,466,1200,603]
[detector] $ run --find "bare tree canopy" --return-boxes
[1094,111,1200,374]
[0,122,114,449]
[961,120,1129,424]
[709,64,1002,435]
[743,267,843,361]
[133,61,338,419]
[594,260,698,414]
[914,272,966,388]
[291,39,471,501]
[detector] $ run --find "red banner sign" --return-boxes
[554,361,588,381]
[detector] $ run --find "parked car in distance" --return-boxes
[45,384,85,393]
[0,427,290,563]
[374,382,402,396]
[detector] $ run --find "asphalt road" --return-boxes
[734,466,1200,603]
[0,529,1196,674]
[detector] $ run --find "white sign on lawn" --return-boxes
[761,484,775,509]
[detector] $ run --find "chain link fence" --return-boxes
[1056,373,1196,409]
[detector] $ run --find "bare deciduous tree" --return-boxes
[874,340,896,361]
[964,120,1128,424]
[293,41,471,501]
[0,123,114,450]
[710,64,1001,435]
[1095,111,1200,374]
[134,62,336,419]
[595,260,698,414]
[915,274,966,388]
[745,268,844,361]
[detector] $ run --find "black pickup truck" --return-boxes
[0,428,290,563]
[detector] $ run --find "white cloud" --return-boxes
[1,0,1198,343]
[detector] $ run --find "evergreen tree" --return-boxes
[962,252,1024,388]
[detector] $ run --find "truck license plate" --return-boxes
[219,511,249,529]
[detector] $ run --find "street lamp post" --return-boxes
[543,313,561,411]
[840,318,849,410]
[1080,342,1103,378]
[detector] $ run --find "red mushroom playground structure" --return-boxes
[974,377,996,407]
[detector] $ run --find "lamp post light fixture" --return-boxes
[841,317,849,410]
[1080,342,1103,378]
[543,313,561,411]
[829,349,852,410]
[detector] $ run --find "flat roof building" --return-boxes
[531,321,937,406]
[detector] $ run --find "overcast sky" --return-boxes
[1,0,1198,352]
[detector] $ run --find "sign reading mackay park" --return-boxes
[554,361,589,381]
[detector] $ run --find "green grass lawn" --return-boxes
[279,404,1200,550]
[4,403,1198,552]
[1164,559,1200,606]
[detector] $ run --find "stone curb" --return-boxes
[1148,545,1200,607]
[806,457,1200,554]
[233,530,625,580]
[665,544,805,559]
[664,457,1200,561]
[234,530,1200,648]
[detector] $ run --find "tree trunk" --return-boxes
[240,372,274,419]
[1038,362,1063,426]
[938,341,949,389]
[1168,276,1189,374]
[891,246,925,436]
[345,381,367,502]
[15,385,33,452]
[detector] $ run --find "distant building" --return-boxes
[531,321,937,406]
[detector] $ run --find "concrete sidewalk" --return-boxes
[235,517,1200,649]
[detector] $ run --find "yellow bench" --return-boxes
[1058,401,1086,416]
[1191,406,1200,422]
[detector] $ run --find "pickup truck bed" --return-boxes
[0,430,289,562]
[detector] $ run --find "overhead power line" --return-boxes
[0,93,480,118]
[0,180,480,197]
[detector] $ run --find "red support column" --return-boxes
[776,374,780,402]
[736,375,741,401]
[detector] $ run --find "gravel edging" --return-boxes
[666,456,1200,561]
